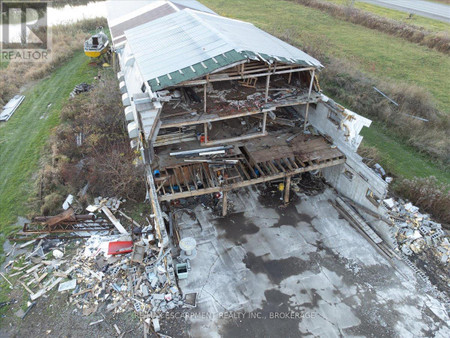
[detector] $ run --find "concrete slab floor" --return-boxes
[175,187,450,337]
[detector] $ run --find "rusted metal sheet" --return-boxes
[45,209,76,227]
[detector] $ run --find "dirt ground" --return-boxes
[0,287,191,337]
[0,238,190,338]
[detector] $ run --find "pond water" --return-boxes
[48,1,107,25]
[2,1,107,43]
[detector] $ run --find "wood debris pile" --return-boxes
[67,234,183,319]
[70,82,93,98]
[4,199,186,334]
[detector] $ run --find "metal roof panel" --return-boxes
[124,8,322,91]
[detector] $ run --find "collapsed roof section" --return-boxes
[124,9,322,92]
[106,0,216,48]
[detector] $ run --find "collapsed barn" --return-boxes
[3,2,450,336]
[107,0,387,233]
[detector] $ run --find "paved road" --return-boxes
[361,0,450,22]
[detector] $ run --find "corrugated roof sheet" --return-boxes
[197,12,321,67]
[170,0,216,14]
[110,3,177,46]
[0,95,25,122]
[107,0,216,48]
[125,9,322,92]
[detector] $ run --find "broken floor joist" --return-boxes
[158,157,345,202]
[101,206,129,235]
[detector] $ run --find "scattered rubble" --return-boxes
[3,197,191,334]
[385,197,450,296]
[296,172,327,196]
[90,196,124,212]
[387,198,448,260]
[70,83,93,98]
[67,232,182,320]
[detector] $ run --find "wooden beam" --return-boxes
[145,166,168,247]
[268,161,279,173]
[208,166,218,187]
[213,64,309,77]
[289,157,299,169]
[284,176,291,204]
[158,157,345,201]
[304,69,316,132]
[261,162,272,175]
[101,207,129,235]
[252,114,295,127]
[238,162,251,180]
[241,157,257,178]
[265,75,270,103]
[161,108,265,129]
[173,169,183,192]
[222,191,228,217]
[208,59,249,76]
[167,170,175,194]
[217,63,299,77]
[262,111,267,134]
[203,83,207,113]
[202,163,214,188]
[285,158,295,170]
[240,146,265,176]
[275,159,286,172]
[178,67,316,87]
[188,166,198,190]
[204,131,267,146]
[180,168,191,192]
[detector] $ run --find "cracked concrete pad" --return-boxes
[176,188,450,337]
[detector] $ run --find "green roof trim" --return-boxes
[147,49,317,92]
[148,50,246,92]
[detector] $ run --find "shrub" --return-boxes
[38,72,145,216]
[41,192,65,215]
[395,177,450,225]
[87,144,145,200]
[357,144,382,167]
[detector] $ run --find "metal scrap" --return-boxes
[0,95,25,122]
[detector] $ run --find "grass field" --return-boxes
[326,0,450,33]
[203,0,449,185]
[0,51,97,235]
[203,0,450,113]
[360,124,450,185]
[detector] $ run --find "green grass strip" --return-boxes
[0,51,97,235]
